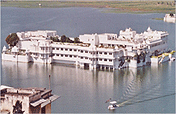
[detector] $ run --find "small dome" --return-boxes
[11,46,19,53]
[147,27,152,32]
[2,46,7,52]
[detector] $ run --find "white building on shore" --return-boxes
[164,14,176,23]
[2,27,175,70]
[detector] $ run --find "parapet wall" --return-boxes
[2,53,29,63]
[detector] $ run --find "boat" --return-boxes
[108,101,117,110]
[170,57,175,61]
[151,50,175,64]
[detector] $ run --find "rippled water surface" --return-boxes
[1,7,175,113]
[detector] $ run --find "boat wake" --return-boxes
[112,70,175,108]
[117,92,175,107]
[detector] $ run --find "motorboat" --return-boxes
[108,101,117,110]
[170,57,175,61]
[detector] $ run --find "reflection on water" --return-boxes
[1,60,175,113]
[1,7,175,113]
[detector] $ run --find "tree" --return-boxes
[13,100,24,114]
[60,35,74,43]
[5,33,19,46]
[170,13,174,17]
[74,37,82,43]
[60,35,67,42]
[50,36,59,42]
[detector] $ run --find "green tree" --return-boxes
[5,33,19,46]
[60,35,67,42]
[61,35,74,43]
[170,13,174,17]
[74,37,82,43]
[50,36,59,42]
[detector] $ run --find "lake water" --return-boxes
[1,7,175,113]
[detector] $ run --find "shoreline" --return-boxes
[1,1,175,14]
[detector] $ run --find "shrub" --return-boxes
[5,33,19,46]
[74,37,82,43]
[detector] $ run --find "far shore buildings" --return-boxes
[164,13,176,23]
[0,85,59,114]
[2,27,175,70]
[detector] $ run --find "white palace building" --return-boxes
[2,27,175,70]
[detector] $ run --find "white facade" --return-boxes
[2,28,174,70]
[17,30,57,39]
[164,14,176,23]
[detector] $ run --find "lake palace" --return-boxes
[2,27,175,70]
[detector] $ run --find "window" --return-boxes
[104,52,107,55]
[52,48,55,50]
[99,59,102,61]
[70,49,72,51]
[74,49,77,51]
[41,107,45,113]
[65,49,68,51]
[74,55,77,58]
[109,59,112,62]
[81,57,83,59]
[65,55,68,57]
[56,48,59,50]
[61,54,63,57]
[99,52,102,54]
[61,48,63,51]
[109,53,112,55]
[69,55,72,57]
[104,59,107,61]
[85,57,88,59]
[81,50,83,53]
[85,51,88,53]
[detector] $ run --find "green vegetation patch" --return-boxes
[1,1,175,13]
[50,35,82,43]
[5,33,19,46]
[153,18,163,20]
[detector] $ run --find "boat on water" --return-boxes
[151,50,175,64]
[108,101,118,110]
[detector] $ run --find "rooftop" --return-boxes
[0,85,60,108]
